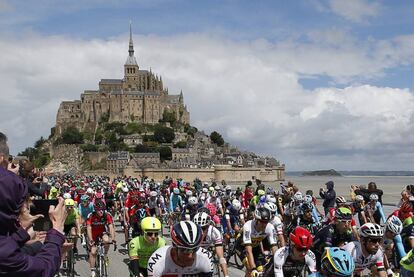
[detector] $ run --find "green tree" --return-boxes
[210,131,224,146]
[160,110,176,124]
[174,140,187,148]
[135,144,153,153]
[18,147,39,161]
[49,127,56,139]
[154,125,175,143]
[34,137,46,148]
[125,122,142,134]
[61,127,84,144]
[158,146,172,161]
[184,124,198,137]
[81,144,99,152]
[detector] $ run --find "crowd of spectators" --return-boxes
[0,131,67,277]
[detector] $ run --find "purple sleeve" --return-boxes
[0,228,65,277]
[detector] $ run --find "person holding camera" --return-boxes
[0,132,68,277]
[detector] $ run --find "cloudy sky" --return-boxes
[1,0,414,171]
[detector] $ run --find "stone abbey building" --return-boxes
[55,26,190,136]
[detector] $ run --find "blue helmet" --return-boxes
[321,247,355,277]
[80,194,90,202]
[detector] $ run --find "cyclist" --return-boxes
[273,226,317,277]
[342,222,386,276]
[287,202,319,236]
[147,191,161,217]
[264,202,285,247]
[78,194,94,246]
[86,200,116,277]
[182,196,201,221]
[237,207,278,277]
[222,199,245,237]
[128,217,166,277]
[193,212,229,277]
[308,247,355,277]
[364,193,386,224]
[147,221,213,277]
[313,207,355,270]
[169,187,183,213]
[64,198,81,254]
[383,215,405,276]
[352,194,368,225]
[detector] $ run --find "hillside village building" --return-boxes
[55,25,190,136]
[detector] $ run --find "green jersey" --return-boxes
[129,236,166,268]
[65,207,79,225]
[401,250,414,272]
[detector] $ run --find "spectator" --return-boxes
[319,181,336,216]
[0,131,67,277]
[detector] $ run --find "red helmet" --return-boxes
[289,226,313,250]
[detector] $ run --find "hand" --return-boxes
[19,204,44,230]
[49,197,68,233]
[7,163,19,175]
[34,231,47,243]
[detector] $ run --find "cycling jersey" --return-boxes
[169,194,183,212]
[200,225,223,249]
[242,219,278,247]
[147,246,213,277]
[129,236,166,269]
[78,202,94,221]
[364,201,386,224]
[274,246,317,277]
[400,249,414,272]
[270,216,284,236]
[64,207,80,225]
[342,241,384,273]
[86,212,113,241]
[400,221,414,253]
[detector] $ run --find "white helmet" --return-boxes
[304,195,313,203]
[211,191,218,198]
[293,192,303,202]
[87,188,94,194]
[186,190,193,197]
[63,193,72,199]
[359,223,384,238]
[202,187,208,193]
[122,187,129,193]
[264,202,277,214]
[193,212,211,227]
[336,196,347,204]
[370,194,379,201]
[231,199,241,211]
[266,195,277,204]
[355,195,364,202]
[225,185,231,191]
[149,191,157,197]
[173,188,180,194]
[188,196,198,206]
[386,215,403,235]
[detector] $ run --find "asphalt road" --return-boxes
[64,221,245,277]
[65,205,396,277]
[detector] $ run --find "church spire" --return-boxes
[125,21,138,68]
[128,20,134,57]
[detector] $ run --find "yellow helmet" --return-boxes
[141,217,161,232]
[65,199,75,207]
[50,186,58,193]
[116,182,123,189]
[258,189,265,196]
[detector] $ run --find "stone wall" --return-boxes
[123,165,285,182]
[45,144,83,174]
[84,152,108,166]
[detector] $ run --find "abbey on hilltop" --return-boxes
[54,24,190,136]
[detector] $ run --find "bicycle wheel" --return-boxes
[213,260,221,277]
[66,249,75,277]
[234,251,244,270]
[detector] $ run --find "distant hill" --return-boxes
[286,171,414,177]
[303,169,342,176]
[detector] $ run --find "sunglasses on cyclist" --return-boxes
[177,247,199,254]
[368,238,382,244]
[258,219,269,224]
[145,232,159,237]
[294,247,309,253]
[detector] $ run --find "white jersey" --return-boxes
[205,197,222,210]
[273,246,317,277]
[147,245,213,277]
[242,219,278,247]
[270,216,283,236]
[200,225,223,248]
[342,241,384,273]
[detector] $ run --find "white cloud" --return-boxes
[329,0,381,23]
[1,31,414,170]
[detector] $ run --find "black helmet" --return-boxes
[171,221,202,250]
[300,202,313,213]
[254,207,271,221]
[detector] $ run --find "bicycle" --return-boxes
[224,235,244,269]
[95,238,117,277]
[63,235,77,277]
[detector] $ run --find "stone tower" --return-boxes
[124,21,139,90]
